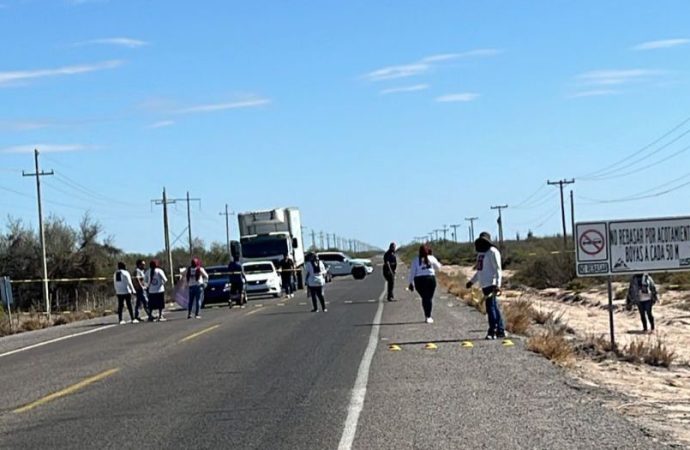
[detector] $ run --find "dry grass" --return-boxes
[622,337,677,368]
[20,315,50,332]
[577,334,616,362]
[527,325,575,365]
[503,299,534,334]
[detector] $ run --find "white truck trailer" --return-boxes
[237,207,305,289]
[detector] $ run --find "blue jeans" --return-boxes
[483,287,505,336]
[134,290,150,319]
[188,285,203,316]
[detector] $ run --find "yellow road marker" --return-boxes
[14,368,120,414]
[388,344,402,351]
[179,325,220,343]
[502,339,514,347]
[424,343,438,350]
[461,341,474,348]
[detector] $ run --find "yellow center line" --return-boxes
[178,325,220,343]
[14,368,120,414]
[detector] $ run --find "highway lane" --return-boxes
[0,273,384,449]
[0,262,675,449]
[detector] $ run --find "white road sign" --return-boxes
[609,217,690,274]
[575,216,690,276]
[576,222,610,276]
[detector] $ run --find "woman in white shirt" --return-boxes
[408,244,442,323]
[305,253,327,312]
[113,262,137,324]
[145,259,168,322]
[186,257,209,319]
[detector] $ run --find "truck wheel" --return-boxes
[296,270,304,289]
[352,266,366,280]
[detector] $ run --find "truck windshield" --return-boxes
[241,237,289,259]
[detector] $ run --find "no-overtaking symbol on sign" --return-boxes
[579,229,605,256]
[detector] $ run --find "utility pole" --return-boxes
[434,229,442,241]
[490,205,508,249]
[185,192,201,259]
[442,225,449,241]
[547,179,575,247]
[450,224,461,243]
[326,233,331,249]
[465,217,478,242]
[311,230,317,250]
[570,190,576,250]
[319,231,324,250]
[219,204,234,260]
[23,149,54,318]
[152,188,176,284]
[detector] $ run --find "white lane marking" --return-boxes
[344,301,353,304]
[0,324,117,359]
[338,287,385,450]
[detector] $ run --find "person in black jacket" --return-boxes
[383,242,397,301]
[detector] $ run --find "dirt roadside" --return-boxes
[442,265,690,448]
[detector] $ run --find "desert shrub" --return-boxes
[512,253,576,289]
[622,337,676,368]
[503,299,534,334]
[614,288,627,300]
[577,334,617,362]
[52,315,68,326]
[527,325,574,364]
[20,315,48,332]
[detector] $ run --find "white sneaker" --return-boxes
[119,320,126,325]
[195,315,201,319]
[158,316,167,322]
[425,317,434,324]
[132,319,140,324]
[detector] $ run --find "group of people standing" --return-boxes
[112,259,168,324]
[385,232,506,339]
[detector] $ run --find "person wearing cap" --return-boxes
[305,253,328,312]
[383,242,398,301]
[408,243,442,323]
[466,232,505,339]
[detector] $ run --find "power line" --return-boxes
[578,116,690,179]
[579,177,690,204]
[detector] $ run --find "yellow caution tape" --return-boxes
[388,344,402,351]
[424,343,438,350]
[502,339,514,347]
[461,341,474,348]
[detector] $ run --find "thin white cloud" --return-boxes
[0,120,55,131]
[576,69,663,86]
[363,48,501,82]
[435,93,480,103]
[68,0,109,5]
[362,63,429,81]
[0,60,123,86]
[567,89,619,99]
[380,84,429,95]
[173,98,271,114]
[632,39,690,51]
[146,120,175,129]
[72,37,149,48]
[0,144,97,154]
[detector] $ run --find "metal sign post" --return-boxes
[606,276,615,349]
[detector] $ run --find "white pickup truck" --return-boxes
[317,252,372,280]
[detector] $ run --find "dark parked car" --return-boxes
[202,265,231,305]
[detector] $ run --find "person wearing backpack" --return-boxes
[145,260,168,322]
[626,273,659,334]
[305,253,327,312]
[186,257,209,319]
[113,262,137,324]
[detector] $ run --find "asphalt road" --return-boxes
[0,262,675,449]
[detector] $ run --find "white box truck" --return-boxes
[237,207,305,289]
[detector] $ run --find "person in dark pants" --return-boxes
[228,259,246,308]
[279,254,296,298]
[626,273,659,334]
[133,259,152,322]
[186,257,209,319]
[383,242,397,301]
[113,262,136,324]
[466,232,505,340]
[145,260,168,321]
[408,244,442,323]
[305,253,327,312]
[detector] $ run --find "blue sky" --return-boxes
[1,0,690,253]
